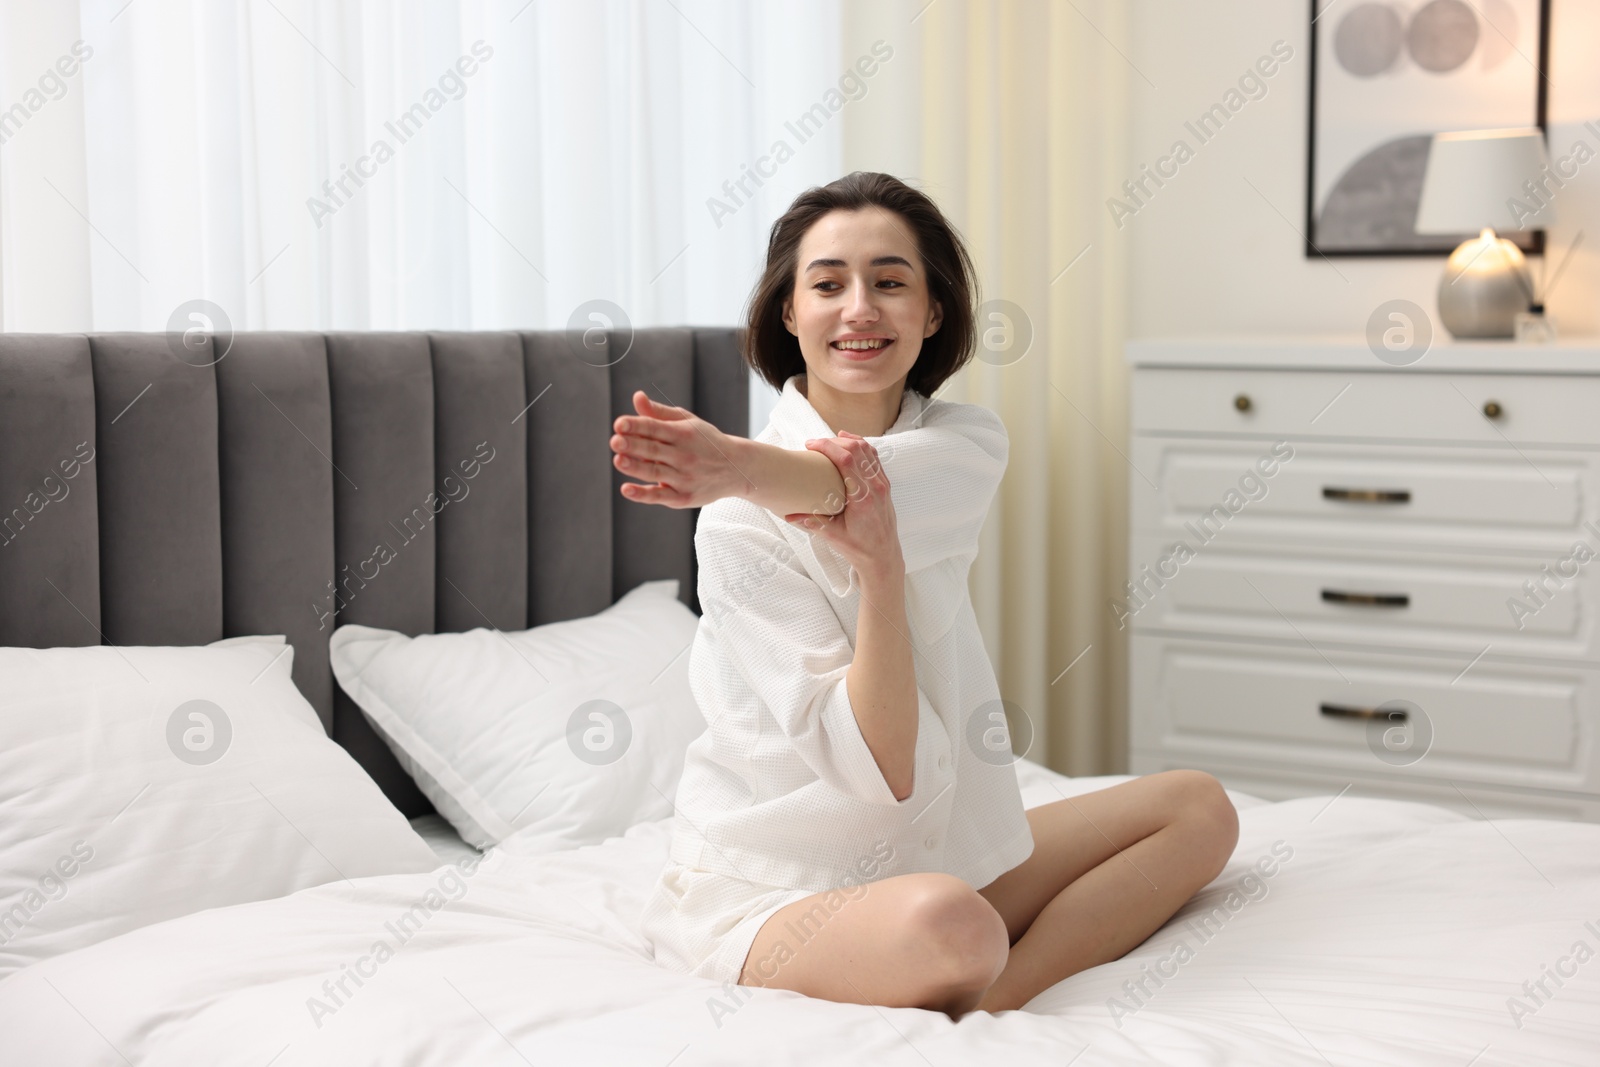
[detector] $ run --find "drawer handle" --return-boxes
[1483,400,1503,420]
[1321,589,1410,608]
[1234,393,1252,412]
[1320,702,1407,722]
[1323,486,1411,504]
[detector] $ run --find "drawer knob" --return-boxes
[1483,400,1503,420]
[1233,393,1252,412]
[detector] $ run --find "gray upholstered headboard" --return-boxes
[0,328,749,817]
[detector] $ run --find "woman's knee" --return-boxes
[1161,770,1239,870]
[897,874,1009,995]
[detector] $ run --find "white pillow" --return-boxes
[0,637,441,978]
[330,579,705,852]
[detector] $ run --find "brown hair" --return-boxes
[741,171,978,397]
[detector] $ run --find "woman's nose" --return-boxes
[842,282,878,323]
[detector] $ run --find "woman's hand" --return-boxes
[611,391,741,508]
[784,431,904,583]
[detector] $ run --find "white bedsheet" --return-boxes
[2,762,1596,1066]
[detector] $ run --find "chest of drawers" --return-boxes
[1126,339,1600,822]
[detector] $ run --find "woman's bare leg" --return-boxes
[737,872,1010,1016]
[973,769,1240,1012]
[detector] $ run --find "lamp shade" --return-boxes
[1414,127,1553,234]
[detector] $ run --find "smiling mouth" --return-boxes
[831,338,893,358]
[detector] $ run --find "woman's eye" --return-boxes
[813,278,904,292]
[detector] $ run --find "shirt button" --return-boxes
[937,753,949,770]
[924,834,938,850]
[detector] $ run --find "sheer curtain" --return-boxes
[2,0,1133,775]
[842,0,1132,775]
[0,0,846,428]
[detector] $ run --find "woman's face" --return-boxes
[781,206,943,397]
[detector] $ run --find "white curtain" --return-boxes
[841,0,1131,775]
[0,0,844,427]
[3,0,1133,776]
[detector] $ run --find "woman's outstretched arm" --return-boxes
[727,437,850,518]
[611,391,849,517]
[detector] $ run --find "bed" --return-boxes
[1,329,1597,1065]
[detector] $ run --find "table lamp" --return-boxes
[1414,127,1552,339]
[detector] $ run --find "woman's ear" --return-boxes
[924,297,943,338]
[782,295,798,337]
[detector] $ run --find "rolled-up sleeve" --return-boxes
[878,401,1008,574]
[796,400,1008,587]
[696,512,906,807]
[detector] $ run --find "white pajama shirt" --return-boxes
[640,372,1034,983]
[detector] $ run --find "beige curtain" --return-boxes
[841,0,1130,775]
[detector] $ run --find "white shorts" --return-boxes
[638,862,815,985]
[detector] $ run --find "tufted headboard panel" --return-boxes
[0,327,749,816]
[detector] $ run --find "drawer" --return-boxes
[1131,367,1600,447]
[1130,438,1599,556]
[1125,533,1600,664]
[1128,751,1600,822]
[1129,635,1597,794]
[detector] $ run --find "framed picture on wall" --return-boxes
[1305,0,1551,257]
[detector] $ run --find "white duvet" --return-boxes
[2,763,1596,1066]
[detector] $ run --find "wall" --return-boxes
[1123,0,1599,339]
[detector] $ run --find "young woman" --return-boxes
[611,172,1238,1016]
